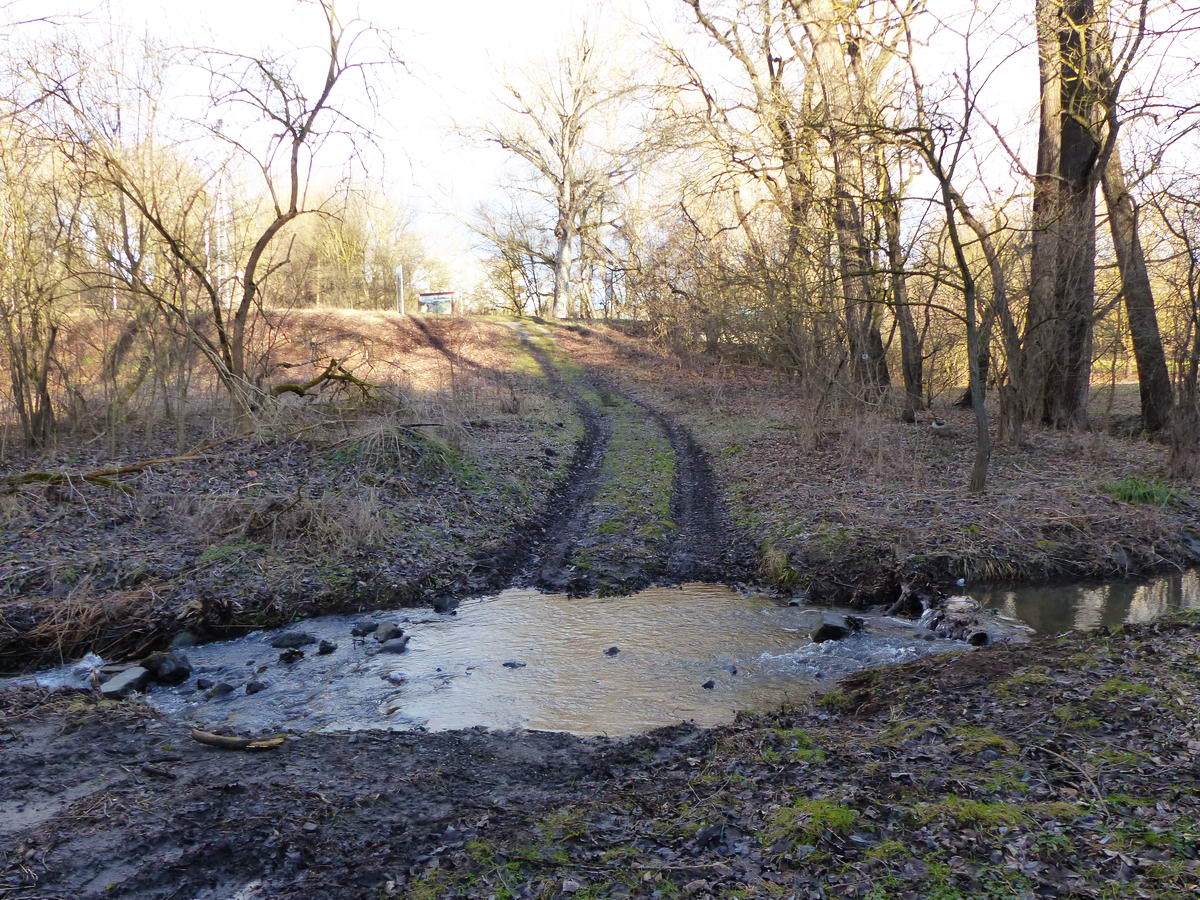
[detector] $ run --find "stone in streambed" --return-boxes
[502,660,526,669]
[844,615,865,632]
[701,680,715,690]
[432,596,459,614]
[812,623,851,643]
[317,640,337,655]
[604,647,620,656]
[271,632,316,649]
[99,666,151,699]
[141,650,192,685]
[245,681,268,695]
[377,636,411,654]
[351,621,378,637]
[205,681,235,700]
[373,623,403,643]
[196,677,215,691]
[279,648,305,663]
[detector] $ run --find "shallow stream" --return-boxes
[970,569,1200,634]
[17,570,1198,737]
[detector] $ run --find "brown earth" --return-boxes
[2,613,1197,898]
[547,321,1200,605]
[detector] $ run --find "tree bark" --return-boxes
[1101,146,1173,433]
[801,0,889,391]
[1025,0,1102,429]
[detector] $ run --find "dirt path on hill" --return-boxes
[511,330,751,595]
[511,334,612,592]
[625,391,755,584]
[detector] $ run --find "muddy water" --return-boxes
[126,584,964,736]
[971,569,1200,635]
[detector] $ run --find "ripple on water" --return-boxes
[109,584,968,736]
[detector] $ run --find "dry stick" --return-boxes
[0,434,237,494]
[189,728,287,752]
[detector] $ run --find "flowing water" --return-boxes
[971,569,1200,634]
[17,571,1197,737]
[22,584,967,737]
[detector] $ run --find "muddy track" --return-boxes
[381,322,747,595]
[630,394,756,584]
[583,373,755,588]
[512,335,612,592]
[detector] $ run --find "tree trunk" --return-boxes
[551,209,572,319]
[1025,0,1101,430]
[1102,147,1173,434]
[881,178,922,414]
[802,0,889,392]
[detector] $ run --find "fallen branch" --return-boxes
[0,439,229,494]
[272,357,375,398]
[189,728,287,751]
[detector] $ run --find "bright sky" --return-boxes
[6,0,1191,280]
[7,0,658,273]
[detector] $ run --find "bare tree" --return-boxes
[482,26,651,319]
[31,1,389,418]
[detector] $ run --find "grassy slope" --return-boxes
[551,323,1200,605]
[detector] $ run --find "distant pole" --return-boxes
[395,264,405,315]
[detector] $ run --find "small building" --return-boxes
[417,291,456,315]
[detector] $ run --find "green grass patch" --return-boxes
[913,796,1029,828]
[764,798,858,844]
[1100,475,1179,507]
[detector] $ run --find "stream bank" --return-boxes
[3,609,1197,898]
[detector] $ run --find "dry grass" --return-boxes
[553,322,1199,602]
[0,312,579,671]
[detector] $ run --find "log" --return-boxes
[189,728,287,751]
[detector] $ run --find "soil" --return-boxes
[3,614,1198,898]
[4,314,1200,898]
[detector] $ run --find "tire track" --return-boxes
[594,378,755,586]
[514,334,612,592]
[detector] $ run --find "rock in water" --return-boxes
[377,636,411,654]
[245,681,267,695]
[271,632,316,649]
[317,640,337,655]
[812,623,851,643]
[351,622,378,637]
[279,648,305,663]
[701,679,716,690]
[373,623,403,643]
[99,666,150,699]
[502,660,526,669]
[844,616,865,632]
[604,646,620,656]
[205,681,235,700]
[432,596,459,614]
[141,650,192,685]
[968,631,991,646]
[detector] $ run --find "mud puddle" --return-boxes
[17,584,970,736]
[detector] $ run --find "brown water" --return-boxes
[128,584,964,736]
[972,569,1200,634]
